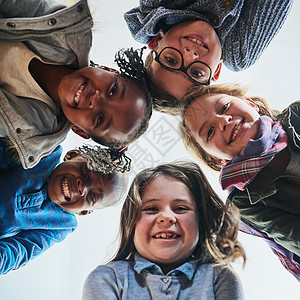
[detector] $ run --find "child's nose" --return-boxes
[77,178,86,196]
[157,211,176,224]
[182,47,200,63]
[218,115,232,131]
[88,90,99,108]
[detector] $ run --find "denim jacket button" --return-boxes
[16,128,21,134]
[162,277,169,283]
[7,22,16,28]
[28,156,34,162]
[48,18,57,26]
[77,4,84,13]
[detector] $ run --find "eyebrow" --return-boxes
[142,198,193,205]
[120,79,127,100]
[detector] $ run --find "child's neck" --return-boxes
[29,58,74,103]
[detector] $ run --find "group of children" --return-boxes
[1,0,298,298]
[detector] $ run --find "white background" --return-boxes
[1,0,300,299]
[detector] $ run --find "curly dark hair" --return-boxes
[77,144,131,174]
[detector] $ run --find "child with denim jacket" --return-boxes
[0,0,152,169]
[0,140,129,275]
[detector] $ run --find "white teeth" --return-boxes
[188,37,205,47]
[154,233,176,239]
[62,178,71,200]
[74,84,85,105]
[231,123,242,141]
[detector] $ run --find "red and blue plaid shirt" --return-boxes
[240,220,300,281]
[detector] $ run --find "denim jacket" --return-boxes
[0,0,93,169]
[229,101,300,257]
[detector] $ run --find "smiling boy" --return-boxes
[0,0,152,169]
[0,143,127,275]
[124,0,292,111]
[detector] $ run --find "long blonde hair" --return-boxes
[180,83,280,171]
[113,162,245,265]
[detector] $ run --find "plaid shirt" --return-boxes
[240,220,300,281]
[220,116,288,191]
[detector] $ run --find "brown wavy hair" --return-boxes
[180,83,280,171]
[112,162,246,265]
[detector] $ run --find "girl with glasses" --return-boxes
[124,0,292,115]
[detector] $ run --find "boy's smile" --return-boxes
[148,20,222,99]
[47,154,117,213]
[134,175,199,274]
[57,67,146,145]
[184,94,261,160]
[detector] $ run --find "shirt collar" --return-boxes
[133,253,198,280]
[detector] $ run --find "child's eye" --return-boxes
[207,127,214,140]
[220,103,229,114]
[174,206,189,212]
[189,67,205,79]
[96,112,104,127]
[164,56,178,67]
[109,80,118,96]
[143,206,158,213]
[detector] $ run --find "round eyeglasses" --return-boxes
[153,47,212,85]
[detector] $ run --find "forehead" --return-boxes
[150,62,194,99]
[142,174,194,202]
[92,171,118,208]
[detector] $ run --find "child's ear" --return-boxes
[71,124,90,139]
[63,150,80,161]
[211,60,223,81]
[148,30,165,50]
[244,97,259,112]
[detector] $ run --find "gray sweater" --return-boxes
[124,0,292,71]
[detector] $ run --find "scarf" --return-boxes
[220,116,288,191]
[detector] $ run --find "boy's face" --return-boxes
[134,175,199,274]
[149,20,222,99]
[57,67,146,145]
[184,94,261,160]
[47,152,117,213]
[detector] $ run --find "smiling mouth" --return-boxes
[154,233,179,239]
[74,83,87,106]
[185,36,208,49]
[62,177,71,201]
[230,119,244,143]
